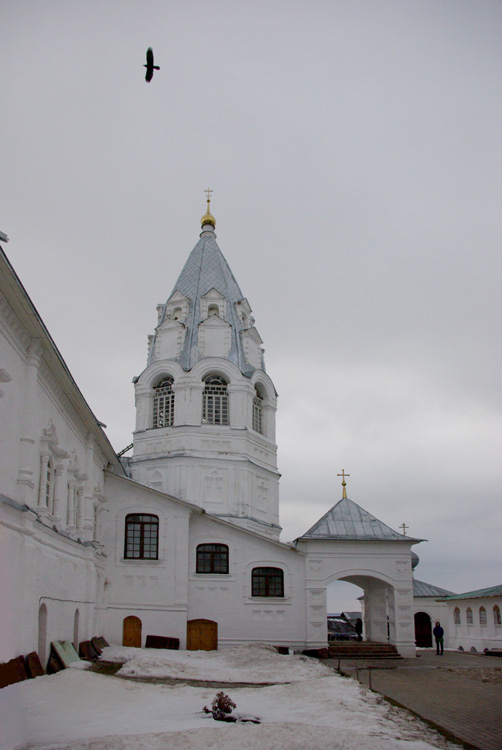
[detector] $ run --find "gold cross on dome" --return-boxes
[337,469,350,499]
[204,187,213,204]
[400,523,409,536]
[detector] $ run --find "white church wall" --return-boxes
[413,598,451,648]
[0,500,103,663]
[1,250,121,663]
[188,513,308,648]
[445,596,502,653]
[0,275,111,538]
[101,472,195,647]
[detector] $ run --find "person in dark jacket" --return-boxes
[355,618,363,642]
[433,621,444,655]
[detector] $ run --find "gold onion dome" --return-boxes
[201,189,216,228]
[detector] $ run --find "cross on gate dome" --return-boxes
[201,188,216,228]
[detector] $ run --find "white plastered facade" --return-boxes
[1,216,422,662]
[443,591,502,653]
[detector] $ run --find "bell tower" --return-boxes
[130,196,281,539]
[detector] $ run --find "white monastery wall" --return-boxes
[101,473,309,649]
[101,473,194,647]
[413,597,451,647]
[446,596,502,653]
[0,285,109,538]
[0,262,118,663]
[188,513,308,648]
[0,500,105,662]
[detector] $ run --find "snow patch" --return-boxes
[0,644,458,750]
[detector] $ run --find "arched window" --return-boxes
[202,375,228,425]
[479,606,487,626]
[208,304,219,316]
[252,567,284,597]
[253,386,263,434]
[493,605,501,626]
[466,607,473,625]
[124,514,159,560]
[153,376,174,428]
[173,307,182,320]
[454,607,461,625]
[196,544,229,574]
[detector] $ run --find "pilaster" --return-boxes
[17,338,42,504]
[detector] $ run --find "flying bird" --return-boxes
[144,47,160,82]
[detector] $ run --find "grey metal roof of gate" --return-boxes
[298,496,424,542]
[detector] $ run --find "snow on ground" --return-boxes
[0,644,458,750]
[102,642,331,682]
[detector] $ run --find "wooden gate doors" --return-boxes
[186,619,218,651]
[123,615,142,647]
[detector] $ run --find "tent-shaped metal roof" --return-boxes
[149,223,262,376]
[298,496,424,542]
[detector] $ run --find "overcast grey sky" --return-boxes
[2,1,501,611]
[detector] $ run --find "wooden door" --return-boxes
[123,616,142,647]
[187,619,218,651]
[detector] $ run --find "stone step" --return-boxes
[328,643,402,659]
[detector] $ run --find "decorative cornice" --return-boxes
[0,290,32,354]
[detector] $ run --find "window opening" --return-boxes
[466,607,473,625]
[252,387,263,434]
[153,376,174,428]
[479,606,487,626]
[251,567,284,597]
[454,607,461,625]
[124,514,159,560]
[196,544,229,574]
[202,375,228,425]
[208,304,219,316]
[38,603,48,665]
[494,605,501,626]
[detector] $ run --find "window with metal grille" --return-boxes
[252,387,263,434]
[479,606,487,626]
[251,567,284,597]
[454,607,461,625]
[124,514,159,559]
[202,375,228,425]
[494,606,501,626]
[153,377,174,428]
[466,607,473,625]
[196,544,229,574]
